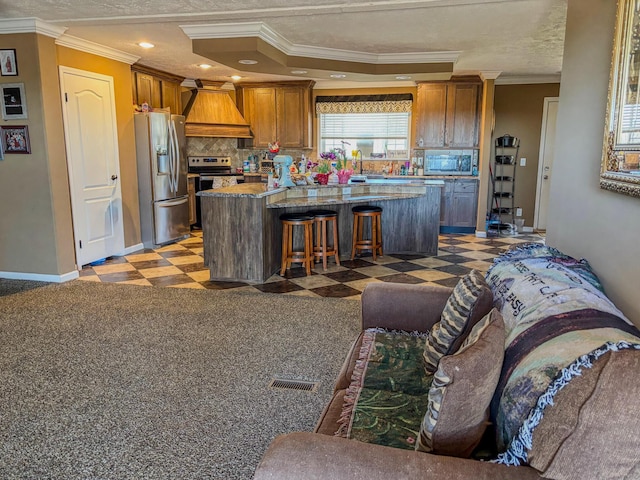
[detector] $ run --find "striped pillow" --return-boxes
[423,269,492,374]
[417,309,505,457]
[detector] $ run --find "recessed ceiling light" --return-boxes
[238,59,258,65]
[291,70,308,75]
[231,75,242,81]
[199,64,213,69]
[395,75,412,80]
[330,74,346,78]
[138,42,155,49]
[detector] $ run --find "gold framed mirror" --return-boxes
[602,0,640,197]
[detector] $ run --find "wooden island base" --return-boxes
[199,181,443,283]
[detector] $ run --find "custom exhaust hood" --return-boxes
[182,80,252,138]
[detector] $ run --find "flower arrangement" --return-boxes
[320,147,353,184]
[320,148,352,173]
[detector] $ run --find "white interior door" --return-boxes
[59,66,124,267]
[534,97,559,231]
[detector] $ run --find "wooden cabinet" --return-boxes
[440,178,478,232]
[132,65,185,114]
[416,81,481,148]
[187,176,196,226]
[236,81,315,148]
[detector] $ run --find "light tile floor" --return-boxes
[78,230,545,300]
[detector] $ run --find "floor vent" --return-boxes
[269,378,319,392]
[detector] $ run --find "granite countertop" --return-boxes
[266,192,423,208]
[197,183,286,198]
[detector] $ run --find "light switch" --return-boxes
[520,157,527,166]
[516,208,523,217]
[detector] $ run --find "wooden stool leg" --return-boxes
[321,220,328,270]
[371,216,377,262]
[280,223,289,275]
[314,220,321,265]
[351,214,358,260]
[332,217,340,266]
[305,223,313,275]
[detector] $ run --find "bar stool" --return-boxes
[279,212,315,276]
[307,209,340,271]
[351,205,383,261]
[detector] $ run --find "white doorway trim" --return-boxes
[534,96,559,230]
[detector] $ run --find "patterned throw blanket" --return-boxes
[486,244,640,465]
[336,329,433,450]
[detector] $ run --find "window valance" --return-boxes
[315,94,413,114]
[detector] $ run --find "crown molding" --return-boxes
[181,22,460,65]
[0,18,67,38]
[479,71,502,81]
[55,34,140,64]
[496,74,561,85]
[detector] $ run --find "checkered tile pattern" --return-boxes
[78,230,545,300]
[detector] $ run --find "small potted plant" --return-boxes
[315,161,331,185]
[333,148,354,184]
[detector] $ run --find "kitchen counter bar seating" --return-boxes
[351,205,383,261]
[306,209,340,271]
[279,212,314,276]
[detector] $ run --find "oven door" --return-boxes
[193,174,243,227]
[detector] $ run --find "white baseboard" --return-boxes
[0,269,80,283]
[475,231,487,238]
[118,243,144,256]
[522,226,534,233]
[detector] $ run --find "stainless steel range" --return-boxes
[188,156,243,227]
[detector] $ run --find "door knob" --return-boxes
[111,174,118,181]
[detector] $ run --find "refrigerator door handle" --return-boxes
[167,119,176,194]
[158,196,189,207]
[171,119,180,194]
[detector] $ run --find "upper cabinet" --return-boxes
[236,81,315,149]
[415,80,482,148]
[131,65,185,115]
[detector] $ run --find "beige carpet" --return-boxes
[0,280,361,479]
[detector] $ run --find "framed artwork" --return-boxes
[1,125,30,154]
[0,49,17,76]
[0,83,27,120]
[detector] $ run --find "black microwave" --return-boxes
[422,149,478,175]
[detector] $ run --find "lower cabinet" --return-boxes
[440,178,478,233]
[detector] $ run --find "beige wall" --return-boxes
[547,0,639,324]
[0,34,140,278]
[56,46,140,248]
[493,83,561,227]
[0,33,76,276]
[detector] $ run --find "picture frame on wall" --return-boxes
[1,125,30,154]
[0,49,17,76]
[0,83,27,120]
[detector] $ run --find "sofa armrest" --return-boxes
[361,282,452,332]
[252,433,541,480]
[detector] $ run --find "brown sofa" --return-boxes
[253,279,640,480]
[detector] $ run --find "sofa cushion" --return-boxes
[423,269,493,374]
[416,308,505,457]
[534,348,640,480]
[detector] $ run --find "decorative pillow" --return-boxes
[423,269,493,373]
[416,308,505,457]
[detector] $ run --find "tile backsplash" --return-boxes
[185,137,313,170]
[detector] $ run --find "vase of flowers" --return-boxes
[321,148,353,184]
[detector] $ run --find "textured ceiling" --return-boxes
[3,0,568,86]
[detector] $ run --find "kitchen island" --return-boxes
[199,180,443,283]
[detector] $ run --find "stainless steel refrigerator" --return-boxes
[134,112,190,248]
